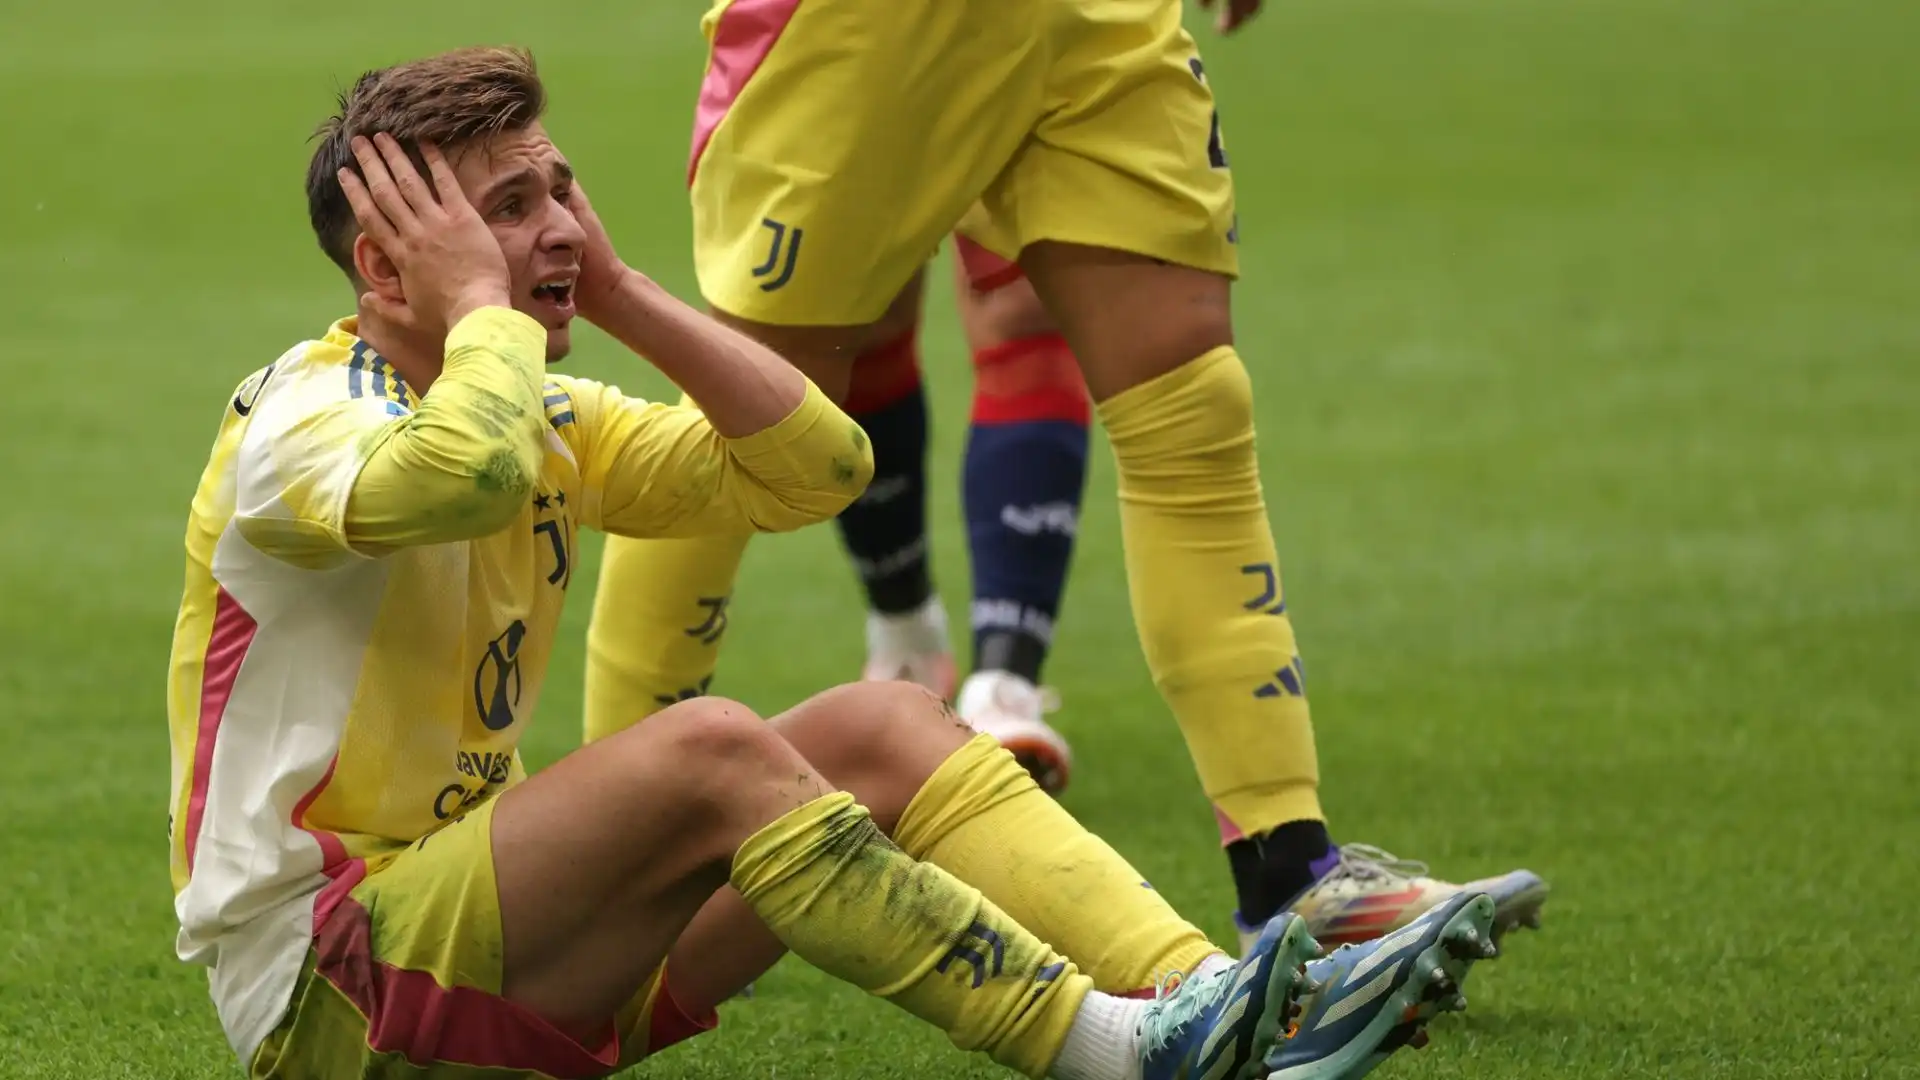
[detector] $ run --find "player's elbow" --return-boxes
[791,432,875,525]
[453,478,534,538]
[748,437,873,532]
[443,441,542,536]
[834,431,877,509]
[351,438,541,546]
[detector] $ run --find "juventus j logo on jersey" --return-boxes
[753,217,803,292]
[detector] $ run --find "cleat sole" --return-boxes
[1239,916,1323,1080]
[1487,876,1550,943]
[1358,894,1498,1078]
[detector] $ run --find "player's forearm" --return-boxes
[592,269,808,438]
[344,308,548,547]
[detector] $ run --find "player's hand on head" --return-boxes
[562,180,632,326]
[336,133,512,331]
[1196,0,1261,34]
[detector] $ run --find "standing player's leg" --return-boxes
[583,0,1047,740]
[961,0,1548,960]
[583,307,912,740]
[1017,240,1348,936]
[945,237,1090,793]
[833,270,959,700]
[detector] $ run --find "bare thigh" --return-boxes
[1018,241,1235,401]
[713,269,928,402]
[489,697,830,1033]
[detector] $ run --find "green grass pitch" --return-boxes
[3,0,1917,1077]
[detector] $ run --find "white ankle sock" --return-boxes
[1050,990,1147,1080]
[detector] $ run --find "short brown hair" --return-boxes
[305,46,546,276]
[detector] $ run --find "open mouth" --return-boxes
[530,279,577,322]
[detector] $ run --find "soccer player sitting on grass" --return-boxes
[164,46,1498,1080]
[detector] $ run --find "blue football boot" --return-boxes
[1263,891,1499,1080]
[1137,913,1318,1080]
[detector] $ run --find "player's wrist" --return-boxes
[444,282,514,327]
[582,265,662,333]
[601,262,650,307]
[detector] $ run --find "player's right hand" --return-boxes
[336,133,512,332]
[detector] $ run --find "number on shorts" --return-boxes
[1188,57,1229,169]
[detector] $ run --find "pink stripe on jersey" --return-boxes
[687,0,804,186]
[291,753,350,875]
[1214,805,1245,845]
[184,587,258,873]
[312,858,368,933]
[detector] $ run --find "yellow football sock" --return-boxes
[1096,347,1325,841]
[732,792,1090,1078]
[583,530,750,741]
[896,734,1220,993]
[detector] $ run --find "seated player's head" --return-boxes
[304,45,583,361]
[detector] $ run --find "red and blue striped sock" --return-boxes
[964,332,1091,683]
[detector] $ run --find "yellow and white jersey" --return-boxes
[165,308,869,1059]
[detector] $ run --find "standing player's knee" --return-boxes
[1106,347,1255,475]
[1021,242,1234,400]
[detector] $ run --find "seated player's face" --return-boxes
[449,121,585,362]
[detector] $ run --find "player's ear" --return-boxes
[351,232,404,304]
[351,232,421,331]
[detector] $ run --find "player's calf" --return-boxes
[836,318,950,693]
[962,320,1088,693]
[1022,241,1335,921]
[674,679,1226,1015]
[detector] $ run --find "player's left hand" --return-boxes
[1197,0,1261,34]
[564,180,632,326]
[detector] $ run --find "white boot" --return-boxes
[956,670,1073,795]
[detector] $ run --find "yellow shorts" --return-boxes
[687,0,1238,326]
[247,798,717,1080]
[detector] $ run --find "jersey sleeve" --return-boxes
[232,308,549,569]
[553,375,874,539]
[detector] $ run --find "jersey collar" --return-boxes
[322,316,418,408]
